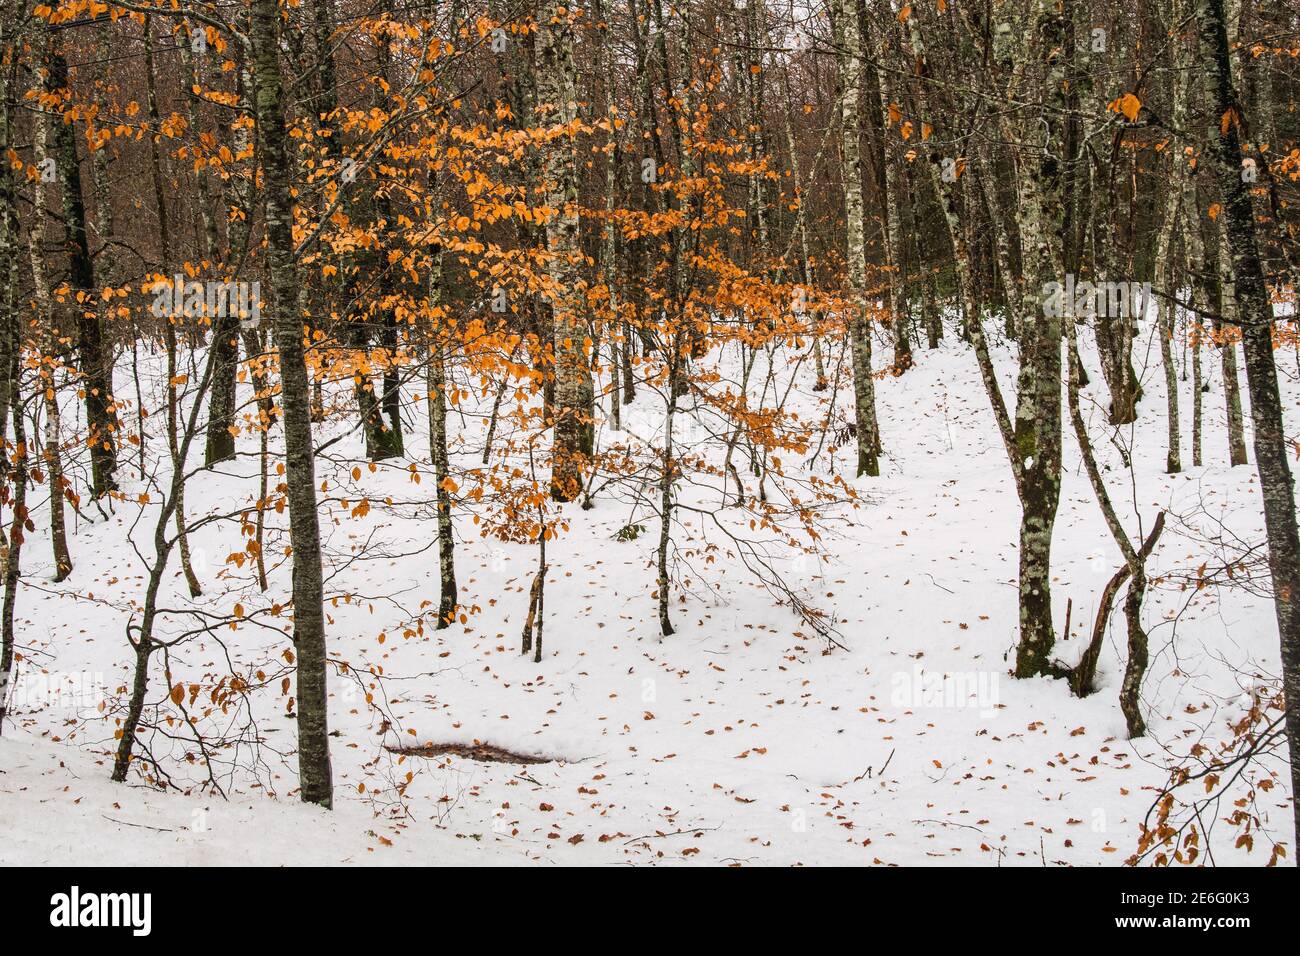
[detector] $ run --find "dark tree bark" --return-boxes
[1195,0,1300,847]
[49,47,118,498]
[0,251,23,734]
[204,320,241,466]
[361,3,404,461]
[0,1,14,451]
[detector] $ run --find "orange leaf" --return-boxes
[1116,93,1141,122]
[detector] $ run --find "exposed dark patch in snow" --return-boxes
[387,741,552,765]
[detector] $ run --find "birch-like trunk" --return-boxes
[834,0,882,477]
[426,244,457,629]
[1214,235,1249,465]
[1152,9,1192,474]
[1009,0,1067,678]
[27,82,72,581]
[537,0,593,501]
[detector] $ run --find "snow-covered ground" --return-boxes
[2,314,1295,865]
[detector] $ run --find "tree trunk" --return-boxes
[426,246,457,629]
[0,375,29,734]
[367,10,404,460]
[26,50,73,581]
[1066,319,1164,737]
[250,0,333,809]
[144,18,202,598]
[1181,174,1211,469]
[0,2,15,454]
[185,18,240,470]
[1009,0,1067,678]
[1153,20,1191,474]
[537,0,593,502]
[1214,236,1249,466]
[1195,0,1300,849]
[870,12,911,374]
[50,47,118,497]
[834,0,881,477]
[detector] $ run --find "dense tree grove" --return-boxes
[0,0,1297,864]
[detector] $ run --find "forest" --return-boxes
[0,0,1297,869]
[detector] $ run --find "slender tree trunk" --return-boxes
[1010,0,1067,678]
[1158,276,1182,474]
[657,345,680,638]
[183,20,240,469]
[426,247,457,629]
[1195,0,1300,848]
[145,20,201,598]
[595,0,624,429]
[41,366,73,583]
[977,145,1024,338]
[0,3,15,457]
[367,10,404,460]
[914,0,1063,677]
[871,14,911,374]
[1192,316,1204,467]
[204,313,240,467]
[1153,19,1190,474]
[251,0,333,809]
[26,55,73,581]
[0,379,28,734]
[621,319,635,404]
[110,329,222,780]
[903,12,1014,472]
[537,0,593,501]
[0,1,18,727]
[1214,236,1249,465]
[780,62,831,386]
[1066,321,1163,737]
[49,47,118,498]
[834,0,881,477]
[521,517,548,663]
[0,226,23,731]
[1181,174,1211,469]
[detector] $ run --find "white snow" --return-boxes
[2,313,1294,866]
